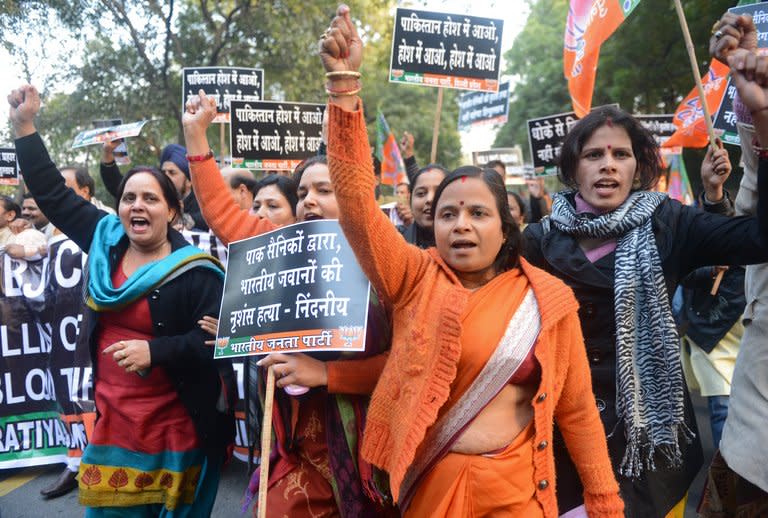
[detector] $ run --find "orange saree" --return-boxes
[405,269,545,518]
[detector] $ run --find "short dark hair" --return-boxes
[485,159,506,173]
[292,155,328,186]
[227,171,258,195]
[410,164,449,194]
[557,106,661,191]
[0,195,20,219]
[61,166,95,197]
[115,166,182,220]
[255,174,299,216]
[432,166,521,272]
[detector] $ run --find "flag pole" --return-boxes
[430,89,444,163]
[673,0,726,293]
[672,0,719,152]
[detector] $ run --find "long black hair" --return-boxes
[432,165,521,272]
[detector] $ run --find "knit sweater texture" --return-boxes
[326,101,624,518]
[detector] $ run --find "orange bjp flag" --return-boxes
[375,109,408,186]
[564,1,642,117]
[662,59,730,149]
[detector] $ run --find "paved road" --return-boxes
[0,393,715,518]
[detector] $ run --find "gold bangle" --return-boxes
[325,71,361,80]
[326,87,361,97]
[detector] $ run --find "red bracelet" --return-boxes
[186,149,214,162]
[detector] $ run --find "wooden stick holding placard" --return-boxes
[711,268,726,296]
[672,0,718,151]
[220,123,227,168]
[257,365,276,518]
[430,89,444,163]
[672,0,726,293]
[711,267,726,296]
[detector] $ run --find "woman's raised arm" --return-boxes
[10,85,105,251]
[321,6,432,304]
[182,89,275,244]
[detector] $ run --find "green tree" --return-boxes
[495,0,734,164]
[360,15,463,170]
[494,0,571,159]
[1,0,464,194]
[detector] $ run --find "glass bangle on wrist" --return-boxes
[186,149,214,162]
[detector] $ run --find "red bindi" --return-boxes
[461,176,467,183]
[607,144,611,150]
[459,201,464,206]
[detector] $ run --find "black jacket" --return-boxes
[17,133,235,461]
[677,265,746,353]
[523,177,768,517]
[675,192,746,353]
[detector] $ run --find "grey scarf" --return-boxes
[550,190,692,478]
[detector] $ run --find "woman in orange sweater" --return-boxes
[319,6,624,517]
[182,95,393,517]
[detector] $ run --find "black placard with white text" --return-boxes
[229,100,324,171]
[182,67,264,123]
[390,8,503,92]
[216,220,370,358]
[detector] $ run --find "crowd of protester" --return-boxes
[3,5,768,518]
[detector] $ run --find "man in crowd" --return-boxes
[159,144,208,230]
[485,159,507,179]
[525,176,552,223]
[221,167,256,211]
[699,12,768,515]
[391,181,413,227]
[60,165,115,214]
[22,193,55,238]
